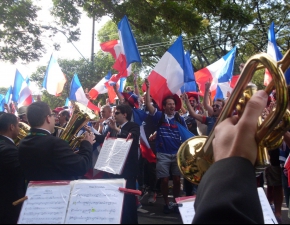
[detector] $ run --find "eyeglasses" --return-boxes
[114,111,121,115]
[212,104,221,109]
[49,113,56,117]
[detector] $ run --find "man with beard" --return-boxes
[144,79,187,214]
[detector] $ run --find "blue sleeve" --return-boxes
[152,110,162,124]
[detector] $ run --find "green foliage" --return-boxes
[0,87,8,95]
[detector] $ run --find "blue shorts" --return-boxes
[156,152,181,179]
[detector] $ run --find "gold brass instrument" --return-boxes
[177,50,290,185]
[15,122,30,146]
[57,103,91,149]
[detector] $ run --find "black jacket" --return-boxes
[95,121,140,179]
[193,157,264,224]
[18,128,92,181]
[0,135,26,224]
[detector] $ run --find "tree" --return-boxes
[0,0,81,63]
[0,87,8,96]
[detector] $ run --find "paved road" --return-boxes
[137,190,290,224]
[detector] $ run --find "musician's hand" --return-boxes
[213,90,268,165]
[107,117,118,130]
[82,131,95,145]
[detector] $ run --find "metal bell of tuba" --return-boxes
[58,103,91,150]
[15,122,31,146]
[177,50,290,185]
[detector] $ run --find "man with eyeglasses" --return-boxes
[182,93,225,136]
[94,104,140,224]
[18,102,95,181]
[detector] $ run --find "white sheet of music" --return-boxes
[18,184,71,224]
[94,138,133,175]
[257,187,278,224]
[65,179,126,224]
[176,188,278,224]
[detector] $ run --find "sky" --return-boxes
[0,0,110,94]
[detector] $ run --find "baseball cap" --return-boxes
[52,107,64,113]
[18,106,28,116]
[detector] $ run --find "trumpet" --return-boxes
[177,50,290,185]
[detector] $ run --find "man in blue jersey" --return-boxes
[144,79,187,214]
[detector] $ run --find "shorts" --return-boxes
[156,152,181,179]
[265,165,282,186]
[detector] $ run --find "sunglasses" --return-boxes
[49,113,56,117]
[212,104,221,109]
[114,111,121,115]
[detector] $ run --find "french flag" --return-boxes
[4,86,13,106]
[89,71,112,100]
[195,47,236,99]
[264,22,290,86]
[69,74,100,113]
[118,16,142,68]
[0,95,4,111]
[43,54,67,96]
[181,51,197,93]
[133,109,156,163]
[12,69,33,107]
[147,36,185,110]
[100,40,120,60]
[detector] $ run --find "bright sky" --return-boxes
[0,0,110,94]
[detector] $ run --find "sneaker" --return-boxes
[137,201,142,209]
[138,189,148,201]
[148,192,157,204]
[163,204,173,214]
[169,201,180,214]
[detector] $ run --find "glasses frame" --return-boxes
[212,104,221,109]
[114,111,121,115]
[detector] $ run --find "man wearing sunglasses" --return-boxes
[182,93,225,136]
[94,104,140,224]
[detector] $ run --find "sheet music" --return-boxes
[176,189,279,224]
[94,138,133,174]
[65,179,126,224]
[176,196,195,224]
[257,187,278,224]
[18,184,71,224]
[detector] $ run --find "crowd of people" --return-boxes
[0,76,290,224]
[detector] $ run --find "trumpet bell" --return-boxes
[15,122,31,146]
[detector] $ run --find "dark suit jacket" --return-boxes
[95,121,140,179]
[193,157,264,224]
[18,128,92,181]
[0,135,26,224]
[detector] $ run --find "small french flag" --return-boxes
[69,74,99,113]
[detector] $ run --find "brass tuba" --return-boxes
[177,50,290,185]
[57,103,91,150]
[15,122,31,146]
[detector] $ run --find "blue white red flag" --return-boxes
[195,47,236,100]
[181,51,197,93]
[69,74,99,113]
[147,36,186,110]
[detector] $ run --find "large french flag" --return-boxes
[264,22,290,86]
[181,51,197,93]
[195,47,236,99]
[118,16,142,68]
[12,69,33,107]
[133,109,156,163]
[147,36,185,109]
[43,54,67,96]
[69,74,100,113]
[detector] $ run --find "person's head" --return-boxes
[0,113,20,140]
[100,105,112,119]
[212,99,225,117]
[114,104,132,124]
[58,110,70,125]
[18,106,28,124]
[162,95,181,116]
[27,102,56,133]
